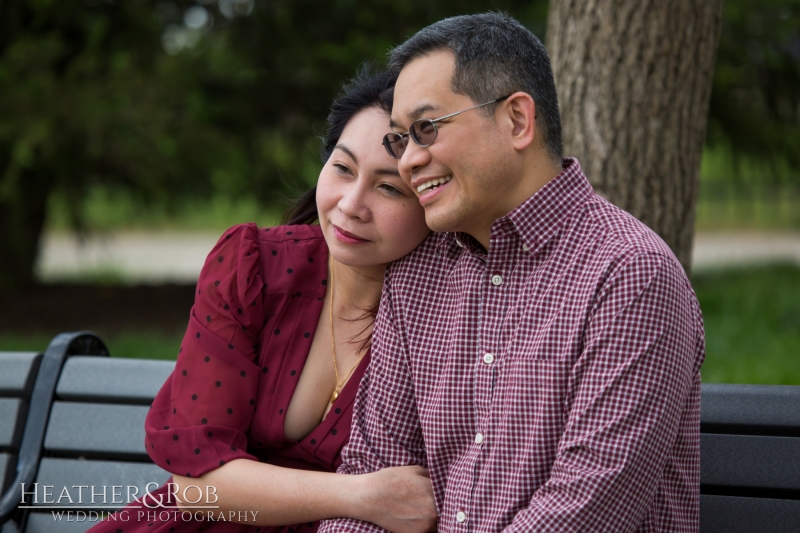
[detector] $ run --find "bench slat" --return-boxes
[701,434,800,492]
[44,403,150,460]
[0,399,27,451]
[700,495,800,533]
[32,457,170,510]
[0,353,42,399]
[56,357,174,405]
[0,453,15,494]
[701,383,800,436]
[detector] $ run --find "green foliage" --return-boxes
[693,264,800,385]
[707,0,800,181]
[2,0,799,286]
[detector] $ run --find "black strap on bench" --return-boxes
[0,332,108,528]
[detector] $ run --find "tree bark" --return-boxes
[546,0,724,273]
[0,168,53,290]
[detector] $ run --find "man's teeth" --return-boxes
[417,176,452,193]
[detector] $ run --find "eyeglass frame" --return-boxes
[382,95,511,159]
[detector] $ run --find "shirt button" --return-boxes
[456,239,464,247]
[483,353,494,364]
[475,433,484,444]
[491,274,503,286]
[522,243,530,251]
[456,511,467,523]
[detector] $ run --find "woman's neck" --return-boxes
[330,259,385,318]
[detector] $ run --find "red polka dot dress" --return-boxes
[87,224,368,533]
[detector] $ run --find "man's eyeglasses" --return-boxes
[382,95,510,159]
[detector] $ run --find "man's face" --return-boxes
[391,50,516,237]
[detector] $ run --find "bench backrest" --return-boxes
[22,356,174,533]
[0,353,43,498]
[700,383,800,533]
[3,336,800,532]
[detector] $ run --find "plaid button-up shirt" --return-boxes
[319,159,705,532]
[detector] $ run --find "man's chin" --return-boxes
[424,209,463,235]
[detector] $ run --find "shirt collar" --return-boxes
[435,158,594,255]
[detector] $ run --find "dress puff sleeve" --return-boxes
[144,223,265,478]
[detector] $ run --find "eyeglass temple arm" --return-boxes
[430,95,511,124]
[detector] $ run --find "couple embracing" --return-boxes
[90,12,704,533]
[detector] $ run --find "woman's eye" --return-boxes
[334,163,351,174]
[378,184,403,196]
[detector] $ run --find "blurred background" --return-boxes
[0,0,798,384]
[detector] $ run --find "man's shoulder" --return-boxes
[577,194,682,270]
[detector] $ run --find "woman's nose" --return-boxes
[338,183,371,221]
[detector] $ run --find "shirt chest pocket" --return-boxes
[493,358,572,453]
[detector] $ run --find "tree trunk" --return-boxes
[0,168,53,290]
[546,0,724,273]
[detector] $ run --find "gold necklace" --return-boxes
[329,257,367,403]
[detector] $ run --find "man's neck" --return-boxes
[470,158,563,250]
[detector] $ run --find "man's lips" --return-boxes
[333,225,370,244]
[417,177,452,205]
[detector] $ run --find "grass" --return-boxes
[0,330,185,361]
[3,264,799,385]
[691,263,800,385]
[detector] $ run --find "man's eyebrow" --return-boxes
[390,103,440,129]
[334,144,357,163]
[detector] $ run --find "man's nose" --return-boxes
[398,138,432,178]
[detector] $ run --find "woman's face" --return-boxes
[317,106,430,269]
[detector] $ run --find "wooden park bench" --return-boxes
[0,331,798,532]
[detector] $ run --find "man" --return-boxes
[320,12,704,533]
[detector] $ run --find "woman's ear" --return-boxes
[502,92,536,152]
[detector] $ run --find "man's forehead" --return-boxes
[392,51,455,124]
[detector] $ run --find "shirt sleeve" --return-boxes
[318,270,427,533]
[505,253,703,532]
[144,223,266,478]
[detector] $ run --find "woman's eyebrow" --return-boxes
[375,168,401,177]
[334,144,358,163]
[334,145,399,177]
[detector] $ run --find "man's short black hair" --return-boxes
[389,12,563,162]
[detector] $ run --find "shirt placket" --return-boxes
[457,228,515,531]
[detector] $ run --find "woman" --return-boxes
[88,70,435,533]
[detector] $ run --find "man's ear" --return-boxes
[502,92,536,152]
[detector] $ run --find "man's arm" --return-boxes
[506,253,703,532]
[319,274,429,533]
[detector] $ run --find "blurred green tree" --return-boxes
[0,0,547,289]
[1,0,798,288]
[707,0,800,180]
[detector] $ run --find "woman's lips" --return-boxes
[333,225,370,244]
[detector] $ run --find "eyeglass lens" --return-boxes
[382,133,407,159]
[410,120,437,146]
[383,119,438,159]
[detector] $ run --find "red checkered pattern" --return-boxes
[319,159,705,532]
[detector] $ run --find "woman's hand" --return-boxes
[354,465,437,533]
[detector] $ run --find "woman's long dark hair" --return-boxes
[282,67,396,225]
[282,67,397,352]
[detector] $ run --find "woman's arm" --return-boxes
[171,459,437,532]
